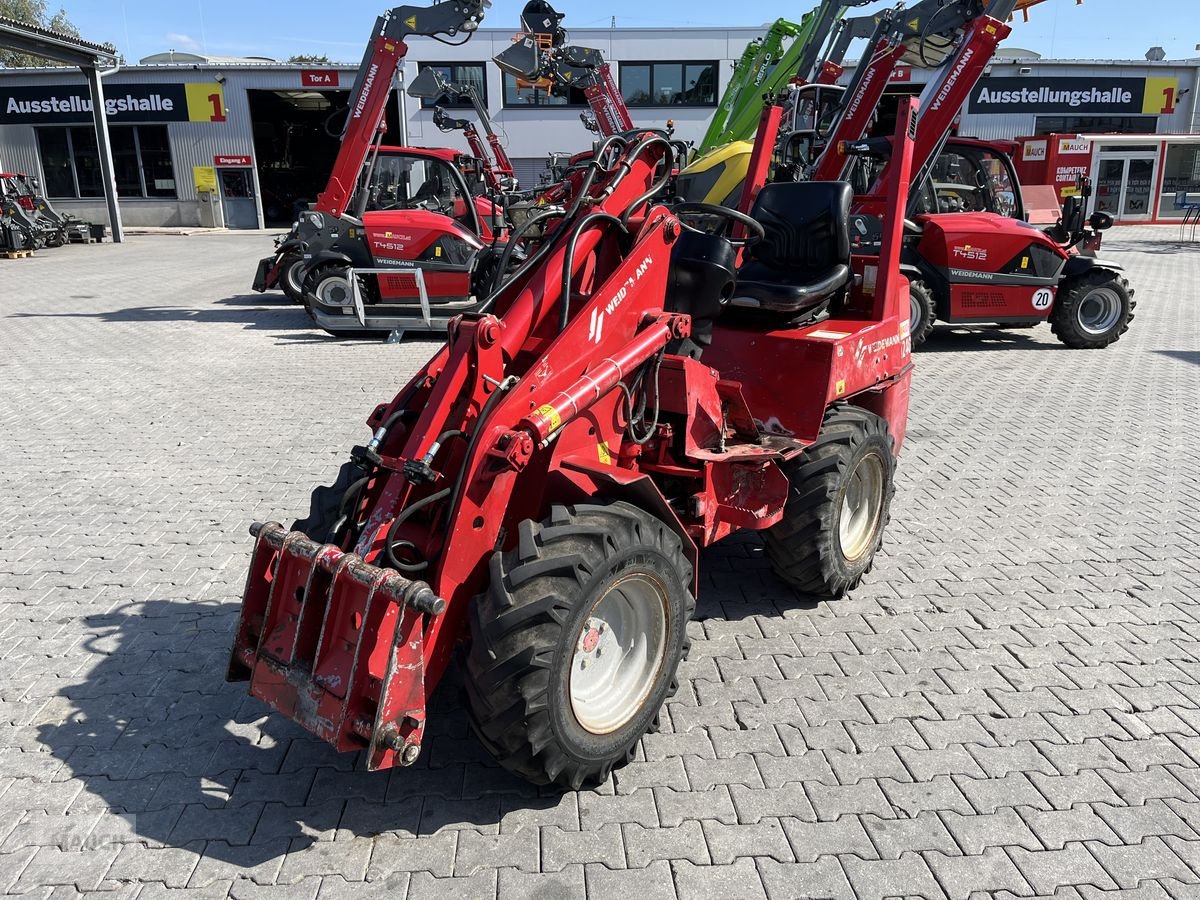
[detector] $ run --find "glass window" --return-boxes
[977,148,1017,218]
[415,62,487,109]
[111,126,143,197]
[620,61,718,107]
[35,125,176,199]
[502,71,586,107]
[36,128,74,198]
[137,126,176,197]
[1160,143,1200,218]
[1034,115,1157,135]
[620,64,651,106]
[69,127,103,198]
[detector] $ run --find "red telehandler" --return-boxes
[250,0,517,337]
[228,12,924,788]
[749,0,1132,350]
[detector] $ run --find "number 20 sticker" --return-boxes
[1031,288,1054,311]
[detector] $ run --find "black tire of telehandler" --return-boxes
[908,279,936,349]
[302,264,391,340]
[764,405,896,600]
[280,253,307,304]
[1050,270,1135,349]
[464,502,694,790]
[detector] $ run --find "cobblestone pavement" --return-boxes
[0,226,1198,900]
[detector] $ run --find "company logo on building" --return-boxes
[1058,138,1091,155]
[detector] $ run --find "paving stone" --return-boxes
[841,852,948,900]
[624,821,709,868]
[1087,836,1197,889]
[702,818,794,864]
[543,824,624,872]
[672,858,767,900]
[408,870,497,900]
[277,837,372,885]
[758,856,854,900]
[941,808,1040,855]
[861,811,957,859]
[187,839,289,887]
[366,832,457,880]
[453,829,539,876]
[499,864,586,900]
[781,817,876,864]
[102,842,203,888]
[585,859,678,900]
[1007,844,1119,894]
[1018,805,1122,851]
[924,847,1033,898]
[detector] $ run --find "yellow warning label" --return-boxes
[1021,256,1029,269]
[908,17,919,30]
[835,379,846,396]
[597,441,613,465]
[403,16,417,28]
[535,405,562,431]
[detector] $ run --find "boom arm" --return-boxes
[809,0,1014,183]
[411,68,515,185]
[701,2,873,154]
[315,0,488,219]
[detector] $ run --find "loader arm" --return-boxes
[699,17,804,153]
[315,0,488,219]
[494,2,634,137]
[809,0,1019,184]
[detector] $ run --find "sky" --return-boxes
[61,0,1198,65]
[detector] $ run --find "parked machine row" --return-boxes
[0,172,98,255]
[227,0,1141,790]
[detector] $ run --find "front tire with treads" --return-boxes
[908,278,936,349]
[765,405,896,599]
[464,502,694,789]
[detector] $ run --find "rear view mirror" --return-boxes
[1089,211,1114,232]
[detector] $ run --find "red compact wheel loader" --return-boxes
[228,61,923,790]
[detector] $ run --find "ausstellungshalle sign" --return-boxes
[0,83,228,124]
[968,76,1179,115]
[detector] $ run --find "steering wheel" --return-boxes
[672,202,765,247]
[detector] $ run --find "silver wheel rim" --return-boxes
[909,290,923,335]
[284,259,306,294]
[569,573,669,735]
[839,453,885,562]
[315,273,353,307]
[1077,286,1122,336]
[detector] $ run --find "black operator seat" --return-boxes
[730,180,853,317]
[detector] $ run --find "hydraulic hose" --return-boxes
[560,212,626,333]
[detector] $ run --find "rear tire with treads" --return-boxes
[765,405,895,599]
[464,502,694,789]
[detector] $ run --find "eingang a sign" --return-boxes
[969,76,1179,116]
[0,82,227,124]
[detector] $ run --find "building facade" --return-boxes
[2,25,1198,228]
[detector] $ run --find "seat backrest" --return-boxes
[747,181,852,275]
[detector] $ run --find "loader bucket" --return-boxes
[227,522,446,770]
